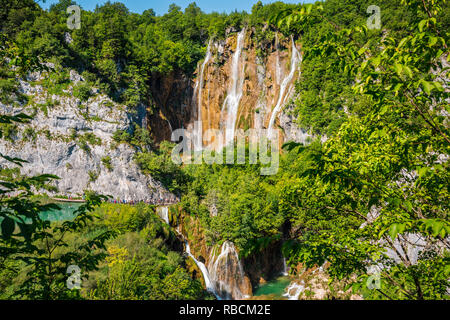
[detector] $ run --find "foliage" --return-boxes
[274,0,449,300]
[135,141,188,194]
[73,81,92,102]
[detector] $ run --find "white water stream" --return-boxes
[283,281,305,300]
[268,36,302,135]
[184,240,220,299]
[221,29,246,148]
[193,40,213,151]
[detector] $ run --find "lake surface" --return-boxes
[39,202,83,221]
[253,276,291,299]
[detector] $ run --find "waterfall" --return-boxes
[161,211,220,299]
[184,241,220,299]
[193,40,213,151]
[221,29,246,148]
[283,281,305,300]
[268,36,302,135]
[282,258,288,276]
[156,206,169,224]
[208,241,250,300]
[166,119,173,135]
[275,32,282,86]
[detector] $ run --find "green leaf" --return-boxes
[394,63,403,76]
[405,201,413,213]
[1,217,15,239]
[420,80,433,95]
[428,36,438,47]
[389,223,406,240]
[403,66,413,78]
[418,19,427,32]
[433,82,444,92]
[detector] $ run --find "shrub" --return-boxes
[101,156,113,171]
[22,127,37,142]
[88,170,99,182]
[73,82,92,102]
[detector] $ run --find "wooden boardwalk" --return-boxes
[52,198,86,203]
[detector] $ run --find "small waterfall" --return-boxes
[162,212,220,299]
[166,119,173,135]
[268,36,302,135]
[282,258,288,276]
[156,206,169,224]
[193,40,213,151]
[221,29,246,148]
[208,241,250,300]
[283,281,305,300]
[185,241,220,299]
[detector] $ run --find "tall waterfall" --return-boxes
[282,258,288,276]
[268,36,302,134]
[275,32,282,86]
[193,40,213,151]
[208,241,250,300]
[221,29,246,148]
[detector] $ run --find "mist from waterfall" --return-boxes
[268,36,302,134]
[221,29,246,149]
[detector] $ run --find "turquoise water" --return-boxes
[39,202,83,221]
[253,276,291,299]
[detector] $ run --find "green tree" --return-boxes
[276,0,449,300]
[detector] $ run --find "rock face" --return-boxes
[189,30,309,149]
[0,74,176,202]
[148,30,310,147]
[242,241,286,288]
[148,70,195,144]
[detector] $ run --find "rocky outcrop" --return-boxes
[0,72,176,202]
[285,265,363,300]
[148,70,195,144]
[208,242,253,300]
[242,241,286,288]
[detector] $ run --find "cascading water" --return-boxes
[184,241,220,299]
[156,206,221,299]
[275,32,282,86]
[282,258,288,276]
[208,241,250,300]
[268,36,302,135]
[221,29,246,148]
[283,281,305,300]
[193,40,213,151]
[157,206,169,224]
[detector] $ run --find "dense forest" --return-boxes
[0,0,449,300]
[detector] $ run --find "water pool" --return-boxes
[253,276,291,299]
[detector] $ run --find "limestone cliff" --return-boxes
[0,71,176,202]
[148,29,310,147]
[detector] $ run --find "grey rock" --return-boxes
[0,79,176,202]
